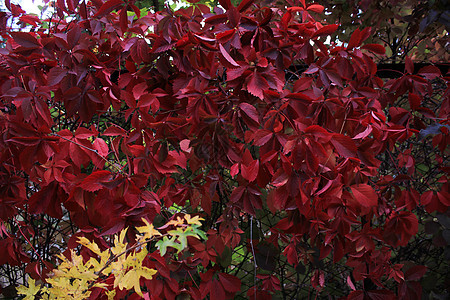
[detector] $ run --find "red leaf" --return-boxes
[246,70,269,99]
[417,65,441,80]
[219,44,240,67]
[330,134,357,158]
[401,212,419,236]
[10,32,40,48]
[347,276,356,291]
[67,25,81,49]
[93,138,109,157]
[210,280,226,300]
[437,191,450,206]
[205,14,228,25]
[350,184,378,208]
[9,136,41,146]
[347,290,365,300]
[74,127,95,139]
[287,7,304,12]
[347,28,361,50]
[218,0,232,10]
[103,126,126,136]
[281,10,292,28]
[79,170,113,192]
[19,15,41,26]
[218,273,241,293]
[252,129,273,146]
[227,6,240,28]
[286,92,313,101]
[171,150,187,169]
[230,186,245,203]
[367,289,396,300]
[405,56,414,74]
[28,181,64,219]
[353,126,372,140]
[283,243,298,265]
[242,160,259,182]
[361,43,386,54]
[307,4,324,13]
[405,265,427,281]
[93,0,123,17]
[237,0,254,12]
[119,7,128,33]
[304,125,332,142]
[272,171,289,187]
[239,103,259,123]
[216,29,236,43]
[230,163,240,177]
[312,24,339,38]
[47,67,67,86]
[193,33,215,43]
[408,93,421,110]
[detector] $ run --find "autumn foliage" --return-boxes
[0,0,449,299]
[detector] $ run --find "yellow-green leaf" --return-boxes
[17,278,40,300]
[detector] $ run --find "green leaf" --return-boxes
[156,236,183,255]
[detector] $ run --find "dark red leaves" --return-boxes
[93,0,123,17]
[240,149,259,182]
[408,93,421,110]
[0,238,30,267]
[417,65,441,80]
[210,280,226,300]
[350,184,378,209]
[47,67,68,86]
[218,273,241,293]
[405,56,414,74]
[79,170,113,192]
[347,28,362,50]
[383,211,419,247]
[404,265,427,281]
[252,129,273,146]
[9,32,40,48]
[331,134,357,158]
[219,44,240,67]
[237,0,254,12]
[307,4,324,13]
[361,44,386,54]
[227,7,241,28]
[312,24,339,38]
[28,181,66,219]
[239,103,259,123]
[0,1,446,299]
[246,69,269,99]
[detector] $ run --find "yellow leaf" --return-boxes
[77,237,102,256]
[136,218,161,242]
[111,228,128,256]
[17,278,40,300]
[119,267,157,296]
[93,282,108,289]
[166,215,185,226]
[185,214,204,226]
[106,289,116,300]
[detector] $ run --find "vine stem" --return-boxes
[250,215,257,300]
[50,132,126,175]
[13,216,47,280]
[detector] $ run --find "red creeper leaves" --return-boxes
[0,0,447,299]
